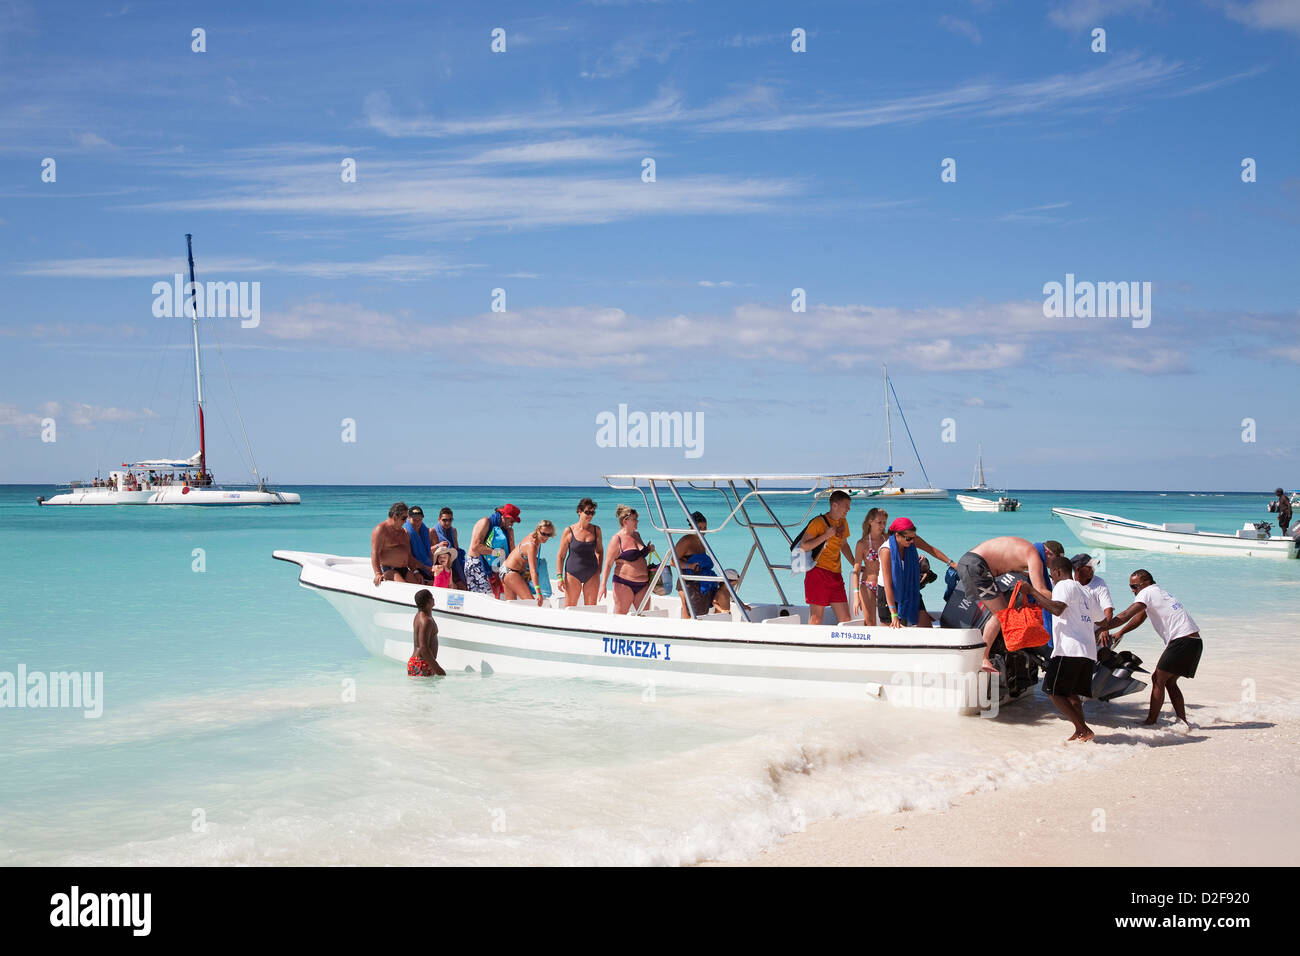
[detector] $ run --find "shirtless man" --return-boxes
[408,589,446,677]
[956,536,1065,673]
[371,501,423,585]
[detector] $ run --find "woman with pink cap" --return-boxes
[878,517,957,628]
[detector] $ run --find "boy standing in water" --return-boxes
[1043,554,1102,742]
[409,589,446,677]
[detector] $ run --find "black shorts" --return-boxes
[1042,655,1093,698]
[1156,636,1202,678]
[957,551,998,603]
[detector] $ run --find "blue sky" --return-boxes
[1,0,1297,488]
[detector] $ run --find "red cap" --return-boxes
[499,503,522,521]
[888,517,916,533]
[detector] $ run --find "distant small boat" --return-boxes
[1053,507,1297,559]
[964,444,993,493]
[957,494,1020,513]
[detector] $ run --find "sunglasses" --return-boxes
[901,532,916,541]
[582,509,596,515]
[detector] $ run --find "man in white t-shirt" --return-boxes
[1043,555,1103,741]
[1071,553,1115,640]
[1104,569,1202,728]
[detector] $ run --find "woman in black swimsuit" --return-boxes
[555,497,604,608]
[501,520,556,605]
[601,505,655,615]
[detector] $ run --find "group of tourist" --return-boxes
[794,491,1202,737]
[372,498,737,616]
[383,495,1204,733]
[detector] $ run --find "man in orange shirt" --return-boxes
[800,490,857,625]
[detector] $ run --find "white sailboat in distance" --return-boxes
[869,365,948,500]
[38,235,301,506]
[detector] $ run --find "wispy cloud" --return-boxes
[0,400,157,431]
[579,31,688,79]
[1046,0,1159,30]
[17,255,479,281]
[1212,0,1300,37]
[364,55,1194,139]
[132,165,799,233]
[938,15,983,44]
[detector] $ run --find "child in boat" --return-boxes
[1042,555,1102,742]
[408,590,446,677]
[431,545,456,589]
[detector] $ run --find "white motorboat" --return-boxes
[868,365,948,499]
[1052,507,1297,559]
[275,473,1027,714]
[956,494,1021,513]
[38,235,300,507]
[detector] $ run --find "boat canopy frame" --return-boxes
[602,472,896,621]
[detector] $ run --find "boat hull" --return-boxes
[38,490,154,505]
[275,551,1000,714]
[1053,508,1297,559]
[39,488,300,506]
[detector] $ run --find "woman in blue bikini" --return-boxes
[600,505,655,615]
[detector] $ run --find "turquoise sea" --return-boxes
[2,485,1297,865]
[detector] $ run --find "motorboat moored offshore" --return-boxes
[1052,507,1297,559]
[957,494,1021,512]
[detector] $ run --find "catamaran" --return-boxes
[862,365,947,500]
[275,471,1039,714]
[38,235,300,507]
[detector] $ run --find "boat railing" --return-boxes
[604,472,895,621]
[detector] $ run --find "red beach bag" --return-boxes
[997,581,1051,652]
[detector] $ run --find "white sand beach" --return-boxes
[714,654,1300,867]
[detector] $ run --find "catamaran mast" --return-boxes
[883,363,894,473]
[973,444,984,488]
[185,233,205,481]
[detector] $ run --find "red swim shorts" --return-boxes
[804,566,847,607]
[408,653,434,677]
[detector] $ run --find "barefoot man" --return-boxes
[956,536,1064,673]
[408,589,446,677]
[1103,569,1202,728]
[1043,554,1102,742]
[371,501,422,585]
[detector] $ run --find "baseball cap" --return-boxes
[1070,553,1093,569]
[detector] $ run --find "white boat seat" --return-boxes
[761,614,803,625]
[565,604,611,614]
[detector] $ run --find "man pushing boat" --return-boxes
[956,536,1064,674]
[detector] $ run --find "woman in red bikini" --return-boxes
[600,505,655,615]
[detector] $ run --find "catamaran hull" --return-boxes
[37,491,154,505]
[39,488,301,506]
[275,551,999,714]
[149,488,301,505]
[1053,508,1297,559]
